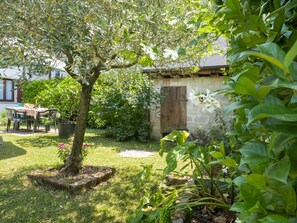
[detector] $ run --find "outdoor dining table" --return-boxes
[6,106,52,132]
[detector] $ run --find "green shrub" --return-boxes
[0,111,7,126]
[21,79,59,104]
[35,76,81,122]
[90,70,159,141]
[128,130,236,223]
[22,70,158,142]
[217,0,297,222]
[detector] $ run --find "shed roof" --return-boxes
[142,65,229,78]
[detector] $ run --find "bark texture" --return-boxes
[63,72,100,175]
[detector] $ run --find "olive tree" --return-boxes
[1,0,218,175]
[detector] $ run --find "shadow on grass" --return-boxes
[15,135,65,149]
[13,129,160,152]
[1,166,113,223]
[84,166,161,222]
[0,165,160,223]
[85,135,160,152]
[0,141,26,160]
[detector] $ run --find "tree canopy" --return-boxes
[1,0,219,74]
[0,0,220,174]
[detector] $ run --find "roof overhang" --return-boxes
[142,65,229,78]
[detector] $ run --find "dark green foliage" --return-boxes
[90,71,158,142]
[217,0,297,222]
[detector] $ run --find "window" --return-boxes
[0,79,14,101]
[55,70,61,79]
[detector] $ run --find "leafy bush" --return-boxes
[128,130,237,223]
[22,70,158,142]
[21,79,58,104]
[0,111,7,126]
[217,0,297,222]
[90,70,159,141]
[35,76,81,122]
[57,142,89,164]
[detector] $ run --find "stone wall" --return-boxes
[150,75,229,139]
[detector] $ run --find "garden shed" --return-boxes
[143,64,229,139]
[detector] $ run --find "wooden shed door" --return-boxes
[160,86,187,135]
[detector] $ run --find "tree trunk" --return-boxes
[62,82,94,175]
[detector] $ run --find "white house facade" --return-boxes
[0,67,66,112]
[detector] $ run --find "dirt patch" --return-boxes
[189,206,236,223]
[28,165,115,193]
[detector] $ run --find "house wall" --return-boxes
[150,75,229,139]
[0,68,22,111]
[0,67,67,113]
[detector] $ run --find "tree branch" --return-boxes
[110,60,138,69]
[63,50,80,79]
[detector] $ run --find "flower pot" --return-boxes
[58,122,76,138]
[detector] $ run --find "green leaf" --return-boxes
[247,51,285,72]
[240,142,271,165]
[120,49,137,61]
[210,151,224,159]
[284,39,297,72]
[286,142,297,178]
[139,55,154,67]
[276,82,297,91]
[165,151,178,174]
[259,214,291,223]
[178,47,186,56]
[245,174,266,190]
[162,130,189,146]
[240,183,261,206]
[279,184,297,215]
[231,49,286,74]
[224,101,255,115]
[233,176,246,186]
[221,158,237,168]
[255,85,272,100]
[233,76,271,101]
[232,63,259,83]
[264,118,297,136]
[230,201,250,213]
[234,76,256,96]
[264,156,290,184]
[272,8,285,36]
[258,42,286,64]
[248,103,297,126]
[226,0,241,11]
[219,141,225,157]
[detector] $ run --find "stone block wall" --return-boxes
[150,75,229,139]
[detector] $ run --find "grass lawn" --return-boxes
[0,128,166,223]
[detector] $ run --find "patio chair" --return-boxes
[37,108,59,132]
[6,108,14,132]
[6,108,34,132]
